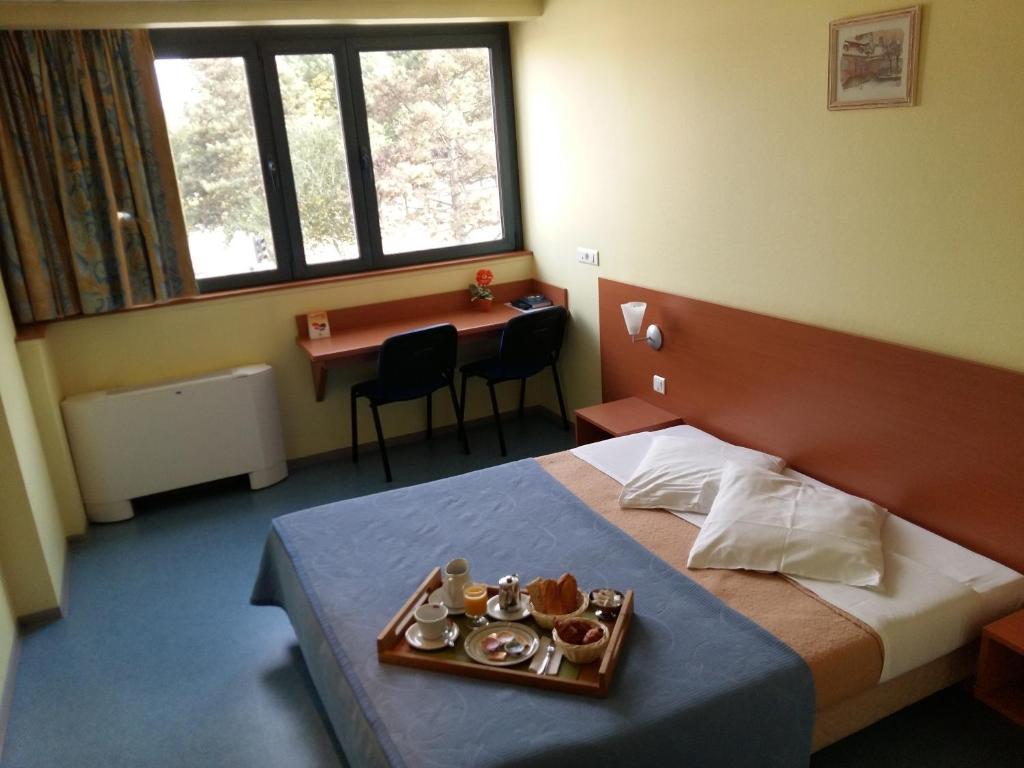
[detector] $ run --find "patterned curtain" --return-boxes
[0,29,196,325]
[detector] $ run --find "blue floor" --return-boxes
[3,413,1021,767]
[2,414,573,768]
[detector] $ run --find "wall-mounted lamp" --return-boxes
[620,301,663,350]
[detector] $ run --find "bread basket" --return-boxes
[552,618,610,664]
[528,590,589,630]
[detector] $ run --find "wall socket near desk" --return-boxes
[576,247,599,266]
[653,375,666,395]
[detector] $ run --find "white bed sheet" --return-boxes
[571,427,1024,681]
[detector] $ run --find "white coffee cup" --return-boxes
[444,557,470,609]
[415,602,449,641]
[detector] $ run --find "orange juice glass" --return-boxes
[463,583,489,627]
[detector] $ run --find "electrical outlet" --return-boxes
[576,247,599,266]
[653,375,666,395]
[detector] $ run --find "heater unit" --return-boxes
[62,364,288,522]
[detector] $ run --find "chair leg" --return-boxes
[448,381,470,454]
[370,402,392,482]
[351,389,359,464]
[551,363,569,430]
[518,378,526,419]
[487,380,507,457]
[426,392,433,440]
[459,372,469,429]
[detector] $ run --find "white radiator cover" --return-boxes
[62,364,288,523]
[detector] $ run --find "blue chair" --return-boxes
[459,306,569,456]
[351,323,467,482]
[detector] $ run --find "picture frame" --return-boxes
[828,6,921,110]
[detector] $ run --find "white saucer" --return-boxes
[406,619,459,651]
[428,586,465,615]
[486,594,531,621]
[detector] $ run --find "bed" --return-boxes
[253,279,1024,766]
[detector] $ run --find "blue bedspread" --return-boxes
[251,460,814,767]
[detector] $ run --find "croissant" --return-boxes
[557,573,578,614]
[528,573,580,614]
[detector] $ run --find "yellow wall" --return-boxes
[0,277,64,617]
[17,341,87,538]
[42,253,535,461]
[0,0,543,29]
[512,0,1024,414]
[0,566,15,717]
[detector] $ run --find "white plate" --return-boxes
[486,594,531,621]
[406,619,459,651]
[428,586,465,615]
[464,622,540,667]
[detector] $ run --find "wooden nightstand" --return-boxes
[975,609,1024,726]
[574,397,683,446]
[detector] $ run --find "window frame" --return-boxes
[150,24,523,293]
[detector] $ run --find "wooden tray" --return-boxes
[377,568,634,698]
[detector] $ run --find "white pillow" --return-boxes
[618,434,786,513]
[687,463,887,587]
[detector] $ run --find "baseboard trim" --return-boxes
[17,541,70,630]
[0,633,20,760]
[16,606,61,628]
[288,405,568,469]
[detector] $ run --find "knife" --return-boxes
[547,645,563,675]
[536,641,556,675]
[529,638,550,673]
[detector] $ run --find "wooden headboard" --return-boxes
[598,278,1024,574]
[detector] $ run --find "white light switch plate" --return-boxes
[653,375,666,395]
[576,247,599,266]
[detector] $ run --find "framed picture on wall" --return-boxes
[828,6,921,110]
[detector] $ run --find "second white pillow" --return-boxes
[618,434,786,513]
[687,462,887,587]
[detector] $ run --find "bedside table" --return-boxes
[975,609,1024,726]
[574,397,683,446]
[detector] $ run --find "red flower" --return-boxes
[475,268,494,287]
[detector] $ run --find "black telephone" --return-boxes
[511,294,552,310]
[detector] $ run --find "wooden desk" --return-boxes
[296,279,567,401]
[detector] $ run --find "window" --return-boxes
[151,26,521,292]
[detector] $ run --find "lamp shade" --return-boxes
[621,302,646,336]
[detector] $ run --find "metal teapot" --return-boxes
[497,573,521,611]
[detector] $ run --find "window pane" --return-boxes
[360,48,503,255]
[155,58,277,280]
[277,54,359,264]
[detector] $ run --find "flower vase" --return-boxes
[473,298,493,312]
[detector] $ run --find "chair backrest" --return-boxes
[497,306,568,377]
[376,323,458,400]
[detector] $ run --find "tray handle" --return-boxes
[597,589,633,680]
[377,567,443,653]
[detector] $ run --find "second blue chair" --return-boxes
[459,306,569,456]
[351,323,468,482]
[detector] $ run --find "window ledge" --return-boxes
[14,249,533,340]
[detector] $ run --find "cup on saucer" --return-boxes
[414,602,449,641]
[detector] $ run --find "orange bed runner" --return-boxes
[538,451,884,710]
